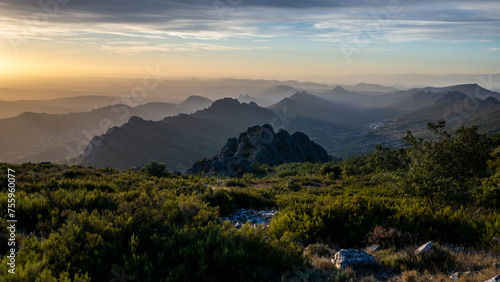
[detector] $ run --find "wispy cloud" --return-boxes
[0,0,499,70]
[1,0,498,44]
[99,42,258,55]
[106,41,148,45]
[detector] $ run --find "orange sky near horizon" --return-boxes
[0,0,499,98]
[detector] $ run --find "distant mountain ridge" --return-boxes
[80,92,395,170]
[339,83,399,94]
[3,83,500,168]
[369,83,500,113]
[255,85,301,103]
[0,95,124,119]
[178,95,213,112]
[81,85,500,170]
[81,99,277,170]
[316,86,379,107]
[0,96,212,164]
[236,94,270,107]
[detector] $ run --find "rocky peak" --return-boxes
[179,95,212,107]
[210,98,242,109]
[289,91,314,100]
[188,124,331,176]
[275,84,295,91]
[238,94,251,99]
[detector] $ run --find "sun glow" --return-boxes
[0,54,8,75]
[0,52,26,78]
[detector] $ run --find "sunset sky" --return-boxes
[1,0,499,81]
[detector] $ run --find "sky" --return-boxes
[0,0,499,82]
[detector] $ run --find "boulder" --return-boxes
[415,241,433,255]
[332,249,376,269]
[367,244,381,252]
[485,274,500,282]
[450,271,459,281]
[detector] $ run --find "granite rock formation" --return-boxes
[188,124,331,176]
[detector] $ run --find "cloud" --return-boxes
[0,0,499,54]
[106,41,148,45]
[489,48,499,51]
[99,42,257,55]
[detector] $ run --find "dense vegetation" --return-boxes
[1,122,499,281]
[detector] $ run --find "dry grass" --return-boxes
[304,242,500,281]
[311,255,336,271]
[453,249,499,271]
[390,268,499,282]
[399,270,418,282]
[304,243,333,258]
[379,246,500,282]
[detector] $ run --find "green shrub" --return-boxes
[223,178,247,187]
[1,128,499,281]
[143,161,169,177]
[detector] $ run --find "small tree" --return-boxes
[400,121,493,204]
[143,161,168,177]
[319,162,342,180]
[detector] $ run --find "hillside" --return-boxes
[81,93,390,170]
[0,96,212,164]
[1,123,499,281]
[341,82,399,94]
[255,85,300,103]
[80,85,500,170]
[4,84,498,169]
[364,95,500,146]
[315,86,380,107]
[81,99,276,170]
[382,84,500,113]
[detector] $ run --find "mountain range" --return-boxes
[79,83,500,171]
[81,99,276,171]
[0,96,212,163]
[2,82,499,171]
[0,95,127,119]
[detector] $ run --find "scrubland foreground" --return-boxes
[1,123,499,281]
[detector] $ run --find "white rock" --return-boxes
[332,249,376,269]
[485,274,500,282]
[415,241,433,255]
[368,244,381,252]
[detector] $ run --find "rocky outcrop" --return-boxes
[220,208,278,228]
[188,124,331,176]
[332,249,376,269]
